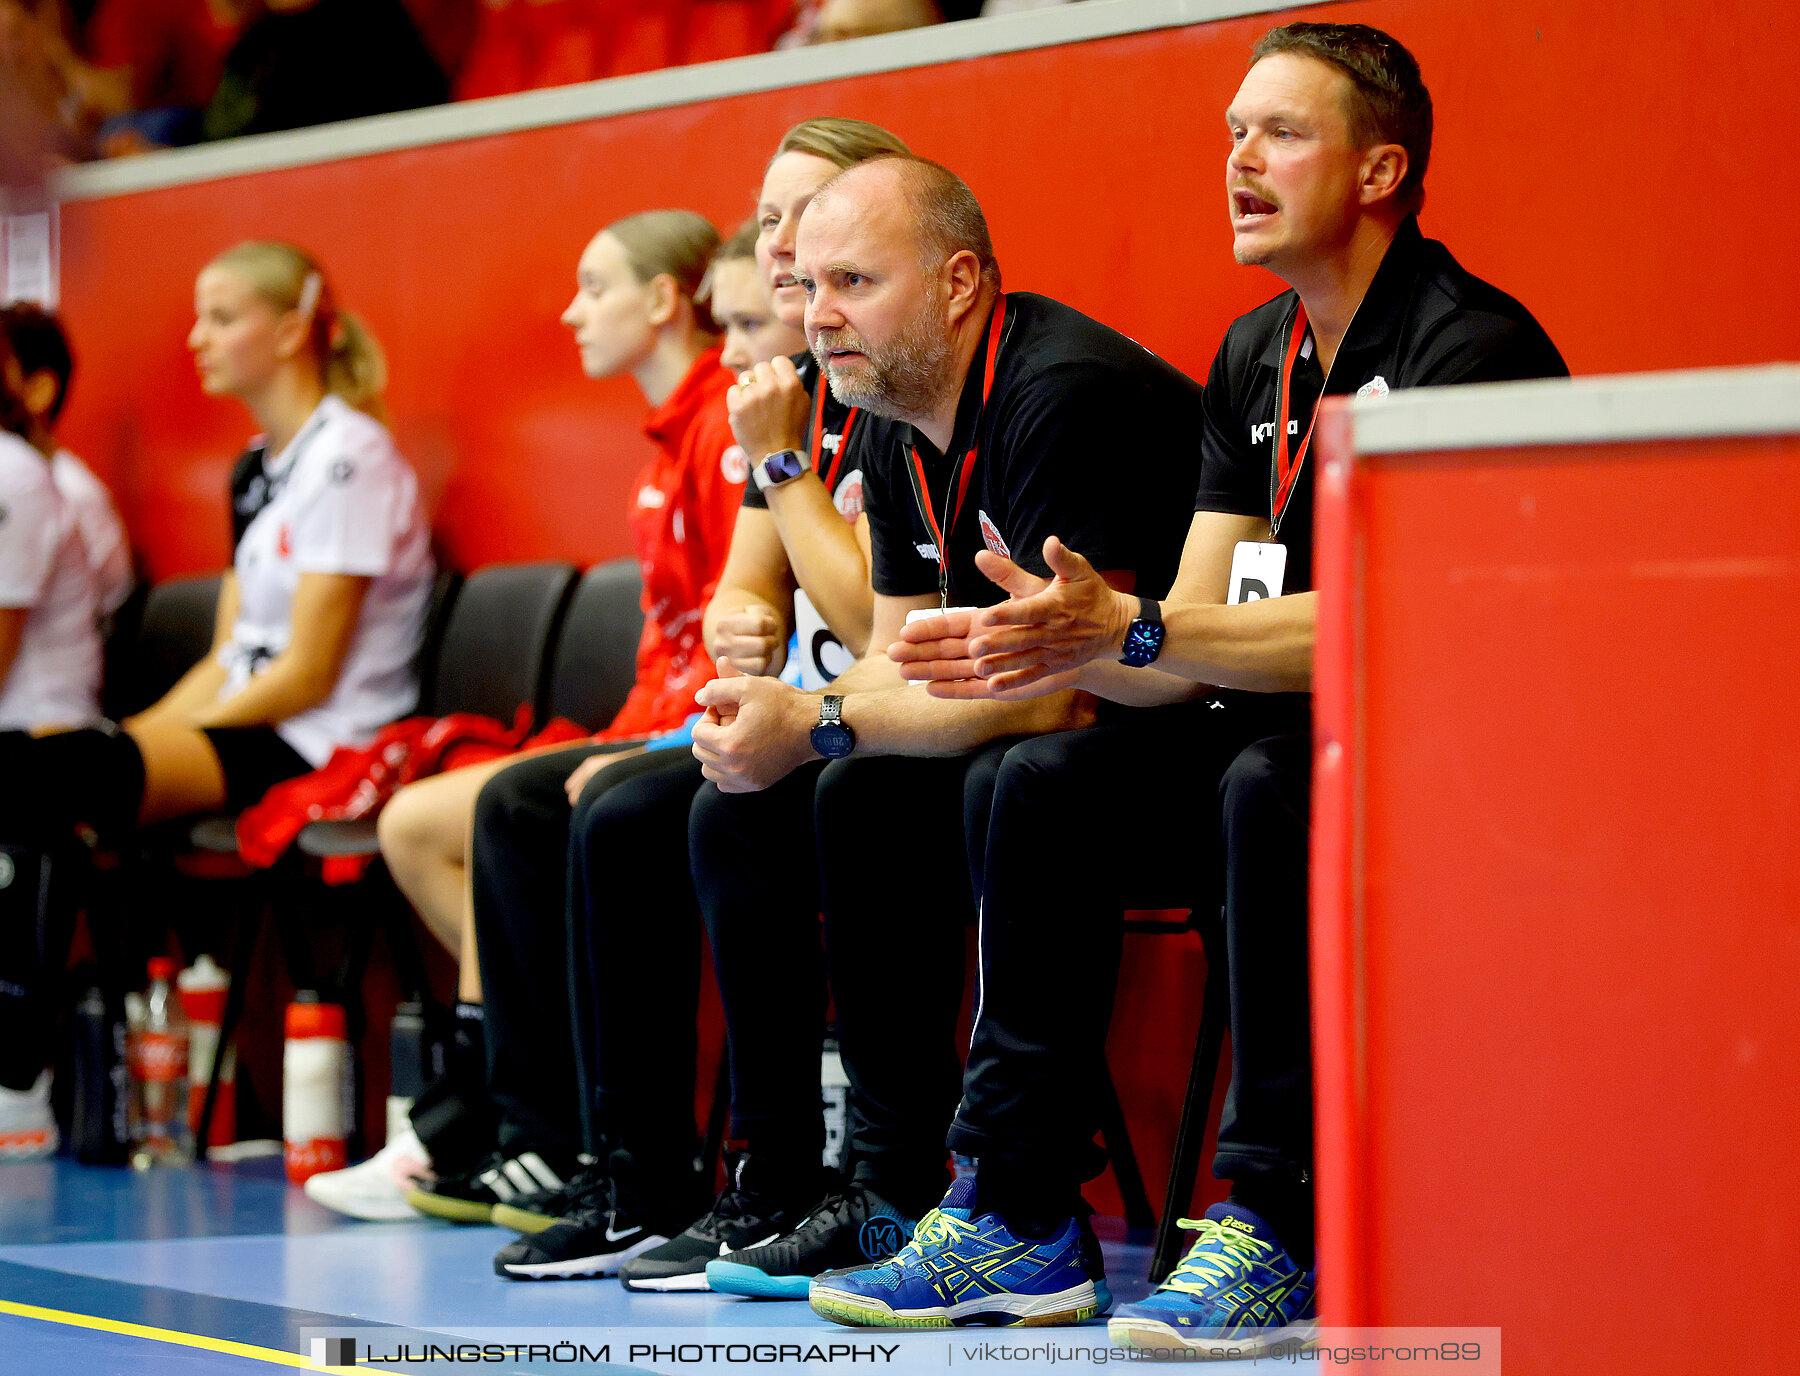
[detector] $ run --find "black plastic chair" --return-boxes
[542,558,644,731]
[104,572,222,720]
[194,564,579,1149]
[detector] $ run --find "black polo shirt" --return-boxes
[740,351,864,516]
[1194,217,1568,595]
[863,292,1204,607]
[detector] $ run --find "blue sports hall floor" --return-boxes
[0,1156,1153,1374]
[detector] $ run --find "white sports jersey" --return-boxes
[0,432,101,729]
[51,449,133,615]
[779,464,864,692]
[219,395,433,767]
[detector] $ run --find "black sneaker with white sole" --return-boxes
[493,1148,705,1281]
[406,1144,579,1225]
[619,1153,821,1293]
[491,1156,606,1234]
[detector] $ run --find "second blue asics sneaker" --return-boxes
[809,1178,1111,1329]
[1107,1202,1316,1359]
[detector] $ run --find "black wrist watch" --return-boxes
[810,695,855,759]
[1118,597,1166,667]
[753,448,806,490]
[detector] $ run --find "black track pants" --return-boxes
[471,743,698,1154]
[945,698,1310,1195]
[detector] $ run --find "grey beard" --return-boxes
[814,320,956,423]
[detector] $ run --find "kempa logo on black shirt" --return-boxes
[1251,419,1301,444]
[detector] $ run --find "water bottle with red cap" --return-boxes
[284,995,352,1184]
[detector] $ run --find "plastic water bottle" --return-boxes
[820,1031,849,1172]
[284,996,351,1184]
[132,956,191,1168]
[70,979,130,1165]
[177,955,235,1153]
[387,1000,431,1145]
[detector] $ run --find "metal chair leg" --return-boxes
[1099,1061,1156,1231]
[1149,917,1230,1283]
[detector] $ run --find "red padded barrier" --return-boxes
[1313,400,1800,1372]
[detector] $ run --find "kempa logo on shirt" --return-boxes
[915,541,940,562]
[329,459,356,484]
[637,485,667,509]
[978,509,1011,560]
[1251,419,1302,444]
[720,445,749,485]
[1357,375,1391,399]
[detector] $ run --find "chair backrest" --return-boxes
[543,558,645,731]
[421,561,578,724]
[104,572,223,719]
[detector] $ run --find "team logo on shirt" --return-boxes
[833,468,864,521]
[1356,375,1391,399]
[329,459,356,484]
[720,445,750,485]
[978,509,1011,560]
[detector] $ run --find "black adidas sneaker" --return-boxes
[705,1181,918,1299]
[405,1144,579,1225]
[619,1153,820,1293]
[491,1156,606,1234]
[493,1148,706,1281]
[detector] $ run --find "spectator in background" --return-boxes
[809,0,940,44]
[203,0,448,142]
[0,0,82,163]
[0,305,133,619]
[78,0,246,152]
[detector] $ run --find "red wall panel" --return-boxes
[55,0,1800,580]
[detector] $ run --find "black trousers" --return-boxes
[470,744,703,1158]
[944,696,1313,1198]
[689,747,1010,1215]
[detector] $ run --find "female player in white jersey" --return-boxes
[0,330,102,739]
[0,241,432,1142]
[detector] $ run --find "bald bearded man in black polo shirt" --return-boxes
[688,154,1204,1314]
[888,22,1566,1352]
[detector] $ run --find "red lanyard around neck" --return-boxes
[811,377,858,493]
[906,294,1007,604]
[1272,299,1324,536]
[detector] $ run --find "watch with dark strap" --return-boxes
[1118,597,1166,667]
[810,694,855,759]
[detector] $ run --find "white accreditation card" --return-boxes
[1227,541,1287,605]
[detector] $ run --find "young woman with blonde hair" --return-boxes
[0,241,432,1144]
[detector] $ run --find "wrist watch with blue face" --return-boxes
[753,449,806,491]
[811,694,855,759]
[1119,596,1166,667]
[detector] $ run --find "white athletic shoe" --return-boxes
[303,1126,433,1220]
[0,1071,58,1160]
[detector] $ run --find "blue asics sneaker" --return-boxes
[809,1178,1111,1329]
[1107,1202,1317,1358]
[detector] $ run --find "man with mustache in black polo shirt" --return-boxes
[889,23,1566,1353]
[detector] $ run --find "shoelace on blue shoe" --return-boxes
[887,1206,973,1266]
[1158,1217,1274,1294]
